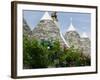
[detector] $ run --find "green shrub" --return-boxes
[23,36,90,68]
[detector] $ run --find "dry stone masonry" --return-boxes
[23,11,91,58]
[64,18,91,58]
[31,12,69,48]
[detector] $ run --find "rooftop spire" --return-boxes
[67,17,76,31]
[70,17,72,22]
[40,12,53,20]
[81,32,88,38]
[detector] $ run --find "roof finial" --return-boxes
[70,17,72,23]
[70,17,73,26]
[67,17,76,31]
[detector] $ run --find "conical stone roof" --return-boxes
[23,18,31,36]
[80,32,90,57]
[81,32,88,38]
[31,12,69,48]
[64,18,81,49]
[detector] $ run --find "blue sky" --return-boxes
[23,10,91,38]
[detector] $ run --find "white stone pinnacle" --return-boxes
[67,18,76,31]
[81,32,88,38]
[40,12,53,20]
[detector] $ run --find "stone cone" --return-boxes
[31,12,69,48]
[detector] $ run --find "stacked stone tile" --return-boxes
[64,18,81,49]
[23,12,90,58]
[23,18,31,36]
[64,18,90,58]
[31,12,69,48]
[80,32,91,57]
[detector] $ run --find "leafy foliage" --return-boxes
[23,36,90,69]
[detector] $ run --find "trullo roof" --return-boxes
[81,32,88,38]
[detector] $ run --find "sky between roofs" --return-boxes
[23,10,91,38]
